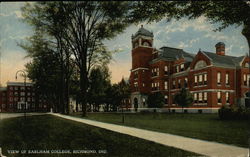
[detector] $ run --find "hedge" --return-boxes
[218,106,250,120]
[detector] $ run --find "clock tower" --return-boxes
[130,25,154,110]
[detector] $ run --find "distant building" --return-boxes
[0,82,48,112]
[129,25,250,113]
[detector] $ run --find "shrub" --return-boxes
[218,106,250,120]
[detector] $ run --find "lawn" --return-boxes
[72,112,250,148]
[0,115,199,157]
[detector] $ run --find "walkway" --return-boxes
[51,113,249,157]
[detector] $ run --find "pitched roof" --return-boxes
[158,47,195,62]
[134,26,153,38]
[202,51,245,68]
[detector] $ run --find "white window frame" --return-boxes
[199,75,203,82]
[204,92,207,101]
[198,93,202,102]
[194,93,197,102]
[204,74,207,82]
[164,66,168,72]
[217,92,221,104]
[226,92,229,103]
[164,81,168,90]
[217,72,221,84]
[226,73,229,85]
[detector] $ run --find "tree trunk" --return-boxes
[65,52,70,115]
[80,69,87,117]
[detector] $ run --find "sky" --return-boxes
[0,2,249,86]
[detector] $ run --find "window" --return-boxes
[176,66,179,73]
[9,97,13,102]
[173,80,176,89]
[180,64,184,71]
[142,98,146,106]
[14,97,18,101]
[27,92,31,96]
[20,97,25,102]
[244,74,247,86]
[152,67,159,77]
[164,66,168,75]
[20,92,25,96]
[184,77,188,87]
[134,82,138,91]
[244,62,249,68]
[198,93,203,103]
[15,87,18,90]
[165,95,168,104]
[134,42,138,48]
[199,75,203,85]
[142,83,145,87]
[226,73,229,85]
[178,79,181,88]
[134,71,138,79]
[152,82,159,91]
[21,87,25,90]
[194,93,198,103]
[195,75,198,86]
[204,92,207,103]
[204,74,207,85]
[10,87,13,90]
[226,92,229,104]
[217,92,221,104]
[194,60,207,69]
[164,81,168,90]
[143,42,149,47]
[9,92,13,96]
[217,72,221,85]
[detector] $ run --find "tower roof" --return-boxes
[133,25,153,38]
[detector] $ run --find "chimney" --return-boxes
[215,42,225,56]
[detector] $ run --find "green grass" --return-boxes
[0,115,199,157]
[72,112,250,148]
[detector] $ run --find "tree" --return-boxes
[20,31,61,112]
[147,92,165,108]
[21,2,133,116]
[131,1,250,54]
[174,88,193,113]
[88,65,111,111]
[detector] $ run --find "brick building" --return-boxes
[0,82,48,112]
[129,25,250,113]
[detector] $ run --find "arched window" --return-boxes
[194,60,207,69]
[143,42,150,47]
[134,42,138,48]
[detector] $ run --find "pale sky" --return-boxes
[0,2,249,86]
